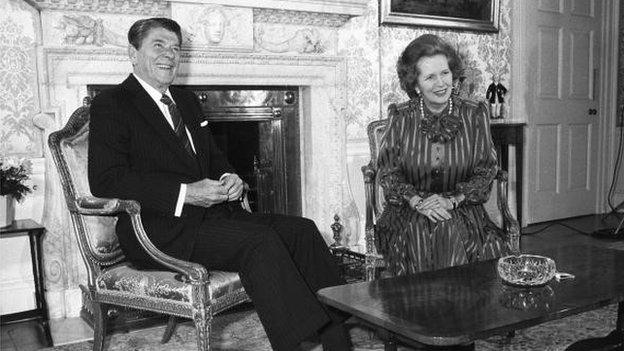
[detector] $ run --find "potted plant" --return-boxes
[1,157,34,227]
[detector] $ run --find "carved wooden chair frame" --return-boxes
[48,106,250,351]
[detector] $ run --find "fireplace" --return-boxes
[56,50,353,244]
[188,85,302,215]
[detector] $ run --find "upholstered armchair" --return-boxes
[48,106,250,351]
[361,119,521,281]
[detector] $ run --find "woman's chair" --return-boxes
[48,106,250,351]
[361,119,521,280]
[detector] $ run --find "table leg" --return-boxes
[29,230,53,346]
[617,302,623,330]
[384,340,397,351]
[375,328,398,351]
[617,302,623,344]
[496,143,508,174]
[515,132,523,227]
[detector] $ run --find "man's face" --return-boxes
[129,27,180,92]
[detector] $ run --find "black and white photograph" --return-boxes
[1,0,623,350]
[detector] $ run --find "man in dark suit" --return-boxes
[88,17,351,351]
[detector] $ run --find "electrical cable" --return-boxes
[521,221,591,236]
[521,222,558,236]
[606,107,624,214]
[557,222,592,235]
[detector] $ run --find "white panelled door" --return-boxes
[525,0,603,223]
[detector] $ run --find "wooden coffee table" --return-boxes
[318,245,624,350]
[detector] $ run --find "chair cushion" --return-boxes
[96,263,243,302]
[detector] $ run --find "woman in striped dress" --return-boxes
[376,34,511,276]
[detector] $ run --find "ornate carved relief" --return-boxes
[56,15,126,47]
[171,3,253,52]
[254,27,326,54]
[31,0,168,16]
[254,9,351,28]
[178,51,346,82]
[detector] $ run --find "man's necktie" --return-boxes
[160,94,195,158]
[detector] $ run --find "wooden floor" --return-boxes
[1,213,623,351]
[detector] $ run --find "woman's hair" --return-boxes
[396,34,462,100]
[128,18,182,49]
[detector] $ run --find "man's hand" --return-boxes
[221,173,245,202]
[185,179,228,207]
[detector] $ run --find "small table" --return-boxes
[318,245,624,350]
[0,219,53,347]
[490,122,525,226]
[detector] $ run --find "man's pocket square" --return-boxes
[200,120,208,127]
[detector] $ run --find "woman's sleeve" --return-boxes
[455,102,498,204]
[376,104,418,205]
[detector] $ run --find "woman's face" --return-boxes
[415,54,453,112]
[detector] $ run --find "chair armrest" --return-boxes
[495,170,521,254]
[75,196,210,283]
[74,196,139,216]
[361,162,377,256]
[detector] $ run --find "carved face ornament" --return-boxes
[203,8,226,44]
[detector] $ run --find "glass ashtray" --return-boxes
[497,254,557,287]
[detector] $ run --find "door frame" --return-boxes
[512,0,620,225]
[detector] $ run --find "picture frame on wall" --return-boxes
[380,0,500,33]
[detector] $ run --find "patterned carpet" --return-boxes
[41,304,617,351]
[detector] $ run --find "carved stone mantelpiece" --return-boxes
[254,9,351,27]
[41,42,351,251]
[31,0,169,15]
[31,0,368,22]
[168,0,368,16]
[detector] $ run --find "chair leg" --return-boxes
[92,302,108,351]
[193,307,212,351]
[161,316,178,343]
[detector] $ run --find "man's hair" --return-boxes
[128,18,182,49]
[396,34,462,100]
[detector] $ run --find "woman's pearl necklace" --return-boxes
[419,96,453,119]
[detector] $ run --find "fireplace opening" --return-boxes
[192,86,301,216]
[209,121,261,209]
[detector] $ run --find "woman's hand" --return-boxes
[419,194,453,210]
[414,194,452,222]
